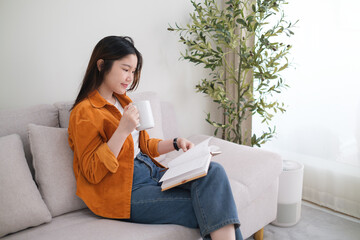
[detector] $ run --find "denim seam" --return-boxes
[193,179,209,234]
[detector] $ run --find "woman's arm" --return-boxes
[69,117,115,184]
[69,103,139,184]
[107,103,139,157]
[157,137,194,155]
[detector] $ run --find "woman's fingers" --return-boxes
[184,141,194,151]
[123,103,132,111]
[124,104,139,117]
[120,103,140,131]
[177,138,194,152]
[180,140,187,152]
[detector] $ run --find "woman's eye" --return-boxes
[123,68,135,74]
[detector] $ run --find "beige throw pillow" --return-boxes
[0,134,51,238]
[28,124,86,217]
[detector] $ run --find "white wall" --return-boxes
[0,0,217,138]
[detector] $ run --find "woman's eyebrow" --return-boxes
[121,63,135,69]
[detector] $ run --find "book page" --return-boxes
[160,154,210,182]
[168,137,212,168]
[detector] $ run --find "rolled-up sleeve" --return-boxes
[146,138,162,158]
[69,114,119,184]
[140,129,162,158]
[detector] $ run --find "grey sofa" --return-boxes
[0,91,282,240]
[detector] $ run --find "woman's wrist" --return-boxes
[157,138,194,155]
[173,138,180,151]
[157,139,176,155]
[107,128,129,157]
[174,137,194,152]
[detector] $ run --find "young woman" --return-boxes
[68,36,243,240]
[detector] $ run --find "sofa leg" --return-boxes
[253,228,264,240]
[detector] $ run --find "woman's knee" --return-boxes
[208,162,226,177]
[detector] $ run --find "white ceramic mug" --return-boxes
[133,100,155,131]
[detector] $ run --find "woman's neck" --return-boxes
[97,86,115,104]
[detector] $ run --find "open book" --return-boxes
[159,137,221,191]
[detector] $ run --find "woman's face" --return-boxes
[102,54,138,95]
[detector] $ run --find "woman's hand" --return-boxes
[176,138,194,152]
[157,138,195,155]
[107,103,138,159]
[117,103,139,135]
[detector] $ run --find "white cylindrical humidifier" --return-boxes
[272,160,304,227]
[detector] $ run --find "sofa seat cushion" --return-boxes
[1,209,201,240]
[0,134,51,238]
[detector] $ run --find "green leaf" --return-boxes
[236,18,247,27]
[214,128,219,136]
[246,16,254,23]
[252,4,256,12]
[254,22,259,31]
[278,63,288,72]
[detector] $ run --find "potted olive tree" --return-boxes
[168,0,296,146]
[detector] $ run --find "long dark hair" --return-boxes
[71,36,143,110]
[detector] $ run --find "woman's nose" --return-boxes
[126,74,133,83]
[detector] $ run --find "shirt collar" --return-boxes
[88,90,132,109]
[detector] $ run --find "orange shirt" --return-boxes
[68,90,165,219]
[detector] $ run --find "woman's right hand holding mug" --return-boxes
[118,103,139,135]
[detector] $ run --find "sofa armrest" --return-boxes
[164,134,282,186]
[187,134,283,201]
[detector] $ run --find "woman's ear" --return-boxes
[97,59,104,72]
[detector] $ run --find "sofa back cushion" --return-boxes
[0,134,51,238]
[54,101,72,128]
[0,105,59,178]
[160,102,179,140]
[28,124,86,217]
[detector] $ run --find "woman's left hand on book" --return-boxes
[177,138,194,152]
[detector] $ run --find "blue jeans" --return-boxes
[128,152,243,240]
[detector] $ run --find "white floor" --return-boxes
[246,200,360,240]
